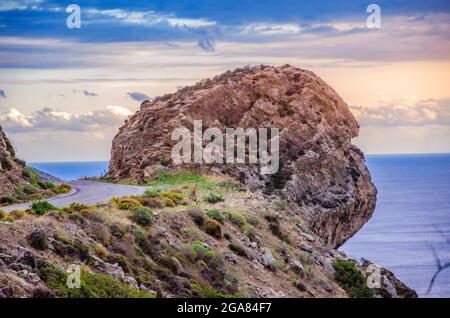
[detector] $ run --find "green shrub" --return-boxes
[190,281,242,298]
[332,259,374,298]
[31,200,57,216]
[130,206,155,226]
[161,191,184,202]
[22,167,39,186]
[38,180,54,190]
[207,209,225,223]
[117,197,142,210]
[38,266,153,298]
[204,192,224,204]
[191,241,215,263]
[52,183,72,194]
[143,188,162,198]
[0,195,16,205]
[0,209,7,220]
[227,211,246,226]
[148,170,203,186]
[205,219,222,238]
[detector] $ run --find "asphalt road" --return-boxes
[2,181,170,212]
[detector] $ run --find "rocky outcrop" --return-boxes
[109,65,376,248]
[360,260,418,298]
[0,125,26,195]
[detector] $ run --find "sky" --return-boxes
[0,0,449,162]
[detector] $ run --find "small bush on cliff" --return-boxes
[0,209,7,220]
[207,209,225,223]
[161,191,184,202]
[191,241,215,263]
[332,259,374,298]
[143,188,162,198]
[130,206,155,226]
[31,200,57,216]
[227,211,246,226]
[22,167,39,186]
[205,192,224,204]
[117,197,142,210]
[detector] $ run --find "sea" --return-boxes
[29,154,450,298]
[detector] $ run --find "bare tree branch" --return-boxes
[427,245,450,294]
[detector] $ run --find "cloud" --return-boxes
[350,98,450,127]
[0,0,43,12]
[73,89,98,97]
[127,92,150,102]
[86,8,216,29]
[0,106,132,133]
[0,89,6,98]
[242,23,301,35]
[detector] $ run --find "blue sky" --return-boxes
[0,0,449,161]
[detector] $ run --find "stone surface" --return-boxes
[0,125,26,196]
[109,65,376,248]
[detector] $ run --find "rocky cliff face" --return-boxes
[0,125,26,195]
[109,65,377,248]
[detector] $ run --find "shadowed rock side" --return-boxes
[0,125,27,195]
[109,65,377,248]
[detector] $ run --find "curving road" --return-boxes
[2,181,171,212]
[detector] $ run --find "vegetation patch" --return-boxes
[38,266,153,298]
[51,183,72,194]
[207,209,225,223]
[130,206,155,226]
[191,241,215,263]
[117,197,142,210]
[204,192,225,204]
[31,200,57,216]
[190,281,242,298]
[227,211,246,226]
[332,259,374,298]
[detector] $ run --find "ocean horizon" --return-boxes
[29,153,450,297]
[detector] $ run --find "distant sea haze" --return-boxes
[30,161,109,182]
[30,154,450,297]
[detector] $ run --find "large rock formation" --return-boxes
[0,125,26,195]
[109,65,376,248]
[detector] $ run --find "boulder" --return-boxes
[108,65,376,248]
